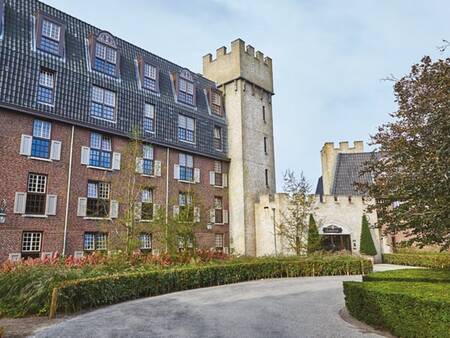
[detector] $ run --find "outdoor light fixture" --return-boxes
[0,214,5,224]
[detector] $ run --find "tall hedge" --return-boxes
[307,215,321,254]
[382,253,450,269]
[359,215,377,256]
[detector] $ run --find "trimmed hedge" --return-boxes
[383,253,450,269]
[54,258,372,315]
[363,268,450,283]
[344,281,450,338]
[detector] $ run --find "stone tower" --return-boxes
[203,39,276,256]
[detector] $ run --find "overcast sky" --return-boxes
[44,0,448,192]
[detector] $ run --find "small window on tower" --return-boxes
[265,169,269,188]
[262,106,266,123]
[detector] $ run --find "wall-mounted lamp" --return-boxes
[0,199,6,224]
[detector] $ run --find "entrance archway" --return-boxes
[319,224,352,252]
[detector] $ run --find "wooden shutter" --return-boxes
[154,160,162,177]
[222,173,228,188]
[50,140,62,161]
[194,207,200,223]
[134,202,142,221]
[81,147,90,165]
[77,197,87,217]
[20,135,32,156]
[209,209,216,224]
[112,152,121,170]
[194,168,201,183]
[14,192,27,214]
[223,210,229,224]
[135,157,144,174]
[174,164,180,180]
[110,200,119,219]
[45,195,57,216]
[153,204,160,219]
[173,205,179,218]
[209,171,215,185]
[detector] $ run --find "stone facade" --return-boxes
[203,39,277,256]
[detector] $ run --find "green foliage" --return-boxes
[343,281,450,338]
[363,268,450,283]
[0,255,371,317]
[359,215,377,256]
[307,214,321,254]
[383,253,450,269]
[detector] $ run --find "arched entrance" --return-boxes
[320,224,352,252]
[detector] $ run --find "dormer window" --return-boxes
[36,13,65,57]
[0,0,5,39]
[90,32,119,77]
[175,69,196,106]
[208,89,224,117]
[91,86,116,121]
[138,58,159,92]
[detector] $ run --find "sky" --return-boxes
[44,0,449,192]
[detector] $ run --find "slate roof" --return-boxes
[0,0,228,160]
[315,176,323,195]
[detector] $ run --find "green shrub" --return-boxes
[307,215,321,254]
[383,253,450,269]
[54,256,371,315]
[359,215,377,256]
[363,269,450,283]
[344,281,450,338]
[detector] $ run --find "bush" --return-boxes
[359,215,377,256]
[383,252,450,269]
[344,281,450,338]
[307,215,321,254]
[39,255,371,316]
[363,268,450,283]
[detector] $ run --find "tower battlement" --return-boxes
[203,38,274,94]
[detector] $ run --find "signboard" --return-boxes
[322,225,343,234]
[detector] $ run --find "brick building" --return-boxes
[0,0,276,261]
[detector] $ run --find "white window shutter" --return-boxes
[50,140,62,161]
[77,197,87,217]
[45,195,57,216]
[112,152,121,170]
[209,171,215,185]
[110,200,119,219]
[14,192,27,214]
[209,209,216,224]
[20,135,32,156]
[174,164,180,180]
[173,205,179,218]
[81,147,90,165]
[223,210,229,224]
[222,173,228,188]
[194,207,200,222]
[194,168,201,183]
[135,202,142,221]
[135,157,144,174]
[153,204,160,218]
[154,160,162,177]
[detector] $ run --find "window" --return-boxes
[22,232,42,258]
[37,17,64,56]
[141,188,153,221]
[178,78,195,105]
[94,42,117,76]
[178,115,195,143]
[86,181,110,218]
[178,236,193,252]
[0,0,4,39]
[143,63,158,91]
[179,153,193,181]
[210,90,223,116]
[91,86,116,121]
[25,174,47,215]
[215,234,224,252]
[143,144,154,176]
[214,161,222,187]
[265,169,269,188]
[264,137,268,154]
[89,133,112,168]
[214,126,222,151]
[144,103,155,133]
[140,233,152,251]
[37,68,55,105]
[84,232,108,251]
[262,106,266,123]
[214,196,223,224]
[31,120,51,159]
[178,192,193,221]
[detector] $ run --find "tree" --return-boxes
[276,170,315,255]
[360,56,450,250]
[360,215,377,256]
[307,214,321,254]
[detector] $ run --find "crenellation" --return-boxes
[246,45,255,56]
[216,46,227,57]
[255,51,264,62]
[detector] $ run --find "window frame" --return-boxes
[89,31,120,77]
[176,70,196,106]
[179,153,194,182]
[143,103,155,134]
[214,161,223,187]
[86,181,111,218]
[89,132,112,169]
[37,68,56,105]
[31,119,52,159]
[36,12,65,57]
[139,233,152,251]
[91,86,116,122]
[142,144,154,176]
[213,126,223,151]
[141,188,154,221]
[21,231,43,258]
[214,196,223,224]
[25,173,47,215]
[0,0,5,40]
[209,88,224,117]
[84,232,108,251]
[138,57,159,93]
[178,114,195,144]
[215,233,224,252]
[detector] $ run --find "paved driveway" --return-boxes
[33,274,391,338]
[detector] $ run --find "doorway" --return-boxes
[321,235,352,252]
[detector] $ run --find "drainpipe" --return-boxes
[165,148,170,252]
[62,125,75,256]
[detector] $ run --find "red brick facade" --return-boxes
[0,109,229,262]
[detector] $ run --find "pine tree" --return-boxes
[360,215,377,256]
[307,214,321,254]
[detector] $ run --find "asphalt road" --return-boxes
[33,272,394,338]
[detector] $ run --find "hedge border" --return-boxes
[382,253,450,269]
[50,258,372,318]
[343,281,450,338]
[363,269,450,283]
